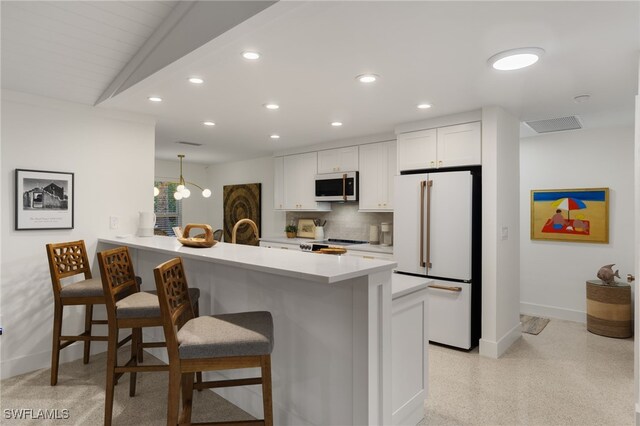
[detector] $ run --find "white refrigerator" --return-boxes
[394,169,480,349]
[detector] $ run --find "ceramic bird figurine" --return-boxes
[597,264,620,285]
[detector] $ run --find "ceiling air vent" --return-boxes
[175,141,202,147]
[524,116,582,134]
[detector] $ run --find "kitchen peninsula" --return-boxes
[98,236,397,425]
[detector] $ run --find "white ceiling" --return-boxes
[3,1,639,165]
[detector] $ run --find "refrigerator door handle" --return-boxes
[428,284,463,293]
[420,181,426,267]
[426,180,433,269]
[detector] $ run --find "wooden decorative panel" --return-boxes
[51,243,88,277]
[223,183,261,245]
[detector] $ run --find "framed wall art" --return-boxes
[223,183,261,245]
[530,187,609,243]
[296,219,316,239]
[15,169,74,230]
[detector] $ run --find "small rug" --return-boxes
[520,314,550,335]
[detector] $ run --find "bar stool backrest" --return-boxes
[153,257,195,358]
[97,246,139,317]
[46,240,92,295]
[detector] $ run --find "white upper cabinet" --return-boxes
[273,156,284,210]
[317,146,359,174]
[436,122,481,168]
[397,122,481,172]
[397,129,437,172]
[359,140,396,211]
[282,152,331,211]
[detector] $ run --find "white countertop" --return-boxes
[392,273,432,299]
[99,235,396,285]
[260,236,394,255]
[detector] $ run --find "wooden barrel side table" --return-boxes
[586,279,632,338]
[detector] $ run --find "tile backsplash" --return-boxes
[286,203,392,242]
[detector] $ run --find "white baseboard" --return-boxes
[521,302,586,323]
[479,322,522,359]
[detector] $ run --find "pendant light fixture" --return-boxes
[154,154,212,200]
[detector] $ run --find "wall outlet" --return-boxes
[501,226,509,240]
[110,216,119,230]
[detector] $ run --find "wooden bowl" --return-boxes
[177,224,217,248]
[319,247,347,255]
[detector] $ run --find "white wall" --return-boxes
[206,156,285,239]
[480,106,522,358]
[0,91,155,379]
[155,159,211,225]
[520,126,635,322]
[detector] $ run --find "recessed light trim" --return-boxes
[148,96,162,102]
[488,47,544,71]
[203,121,215,126]
[331,121,343,127]
[188,77,204,84]
[356,74,379,83]
[270,134,280,139]
[264,103,279,110]
[573,94,591,104]
[417,103,432,109]
[242,51,261,60]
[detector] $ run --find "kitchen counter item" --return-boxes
[178,224,216,248]
[319,247,347,255]
[369,225,380,244]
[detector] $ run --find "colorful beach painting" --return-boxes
[530,188,609,243]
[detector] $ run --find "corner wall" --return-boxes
[520,126,635,322]
[0,91,155,379]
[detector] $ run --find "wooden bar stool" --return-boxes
[154,257,274,426]
[46,240,109,386]
[97,246,202,426]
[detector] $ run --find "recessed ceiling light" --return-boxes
[573,94,591,104]
[148,96,162,102]
[417,103,432,109]
[356,74,379,83]
[242,51,261,60]
[188,77,204,84]
[270,134,280,139]
[331,121,343,127]
[488,47,544,71]
[264,103,279,110]
[203,121,215,126]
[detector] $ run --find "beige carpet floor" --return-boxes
[0,347,253,425]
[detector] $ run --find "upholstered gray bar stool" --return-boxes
[154,257,274,426]
[46,240,109,386]
[97,246,201,426]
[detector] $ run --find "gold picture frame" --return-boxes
[297,218,316,239]
[530,187,609,243]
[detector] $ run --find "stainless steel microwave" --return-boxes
[315,171,358,201]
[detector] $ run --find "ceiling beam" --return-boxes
[95,0,277,105]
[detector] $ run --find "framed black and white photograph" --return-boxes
[15,169,74,230]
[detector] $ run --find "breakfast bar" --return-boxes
[98,236,397,426]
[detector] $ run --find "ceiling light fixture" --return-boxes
[356,74,379,83]
[203,121,215,126]
[270,134,280,139]
[331,121,343,127]
[242,51,261,60]
[417,103,432,109]
[488,47,544,71]
[154,154,212,200]
[188,77,204,84]
[148,96,162,102]
[264,103,279,110]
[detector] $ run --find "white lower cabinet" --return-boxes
[344,249,394,261]
[392,275,429,426]
[427,280,471,349]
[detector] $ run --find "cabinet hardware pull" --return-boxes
[430,161,435,167]
[428,284,462,292]
[438,160,443,167]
